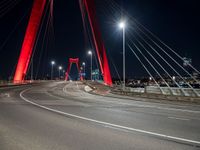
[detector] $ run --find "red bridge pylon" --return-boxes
[80,0,113,86]
[13,0,47,83]
[65,58,83,81]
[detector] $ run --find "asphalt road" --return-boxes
[0,81,200,150]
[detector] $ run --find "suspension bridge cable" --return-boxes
[98,0,167,87]
[128,40,170,88]
[80,1,103,79]
[79,0,90,49]
[97,0,173,87]
[100,0,191,94]
[128,34,186,95]
[132,30,193,87]
[128,15,200,75]
[0,0,13,9]
[35,3,52,79]
[8,4,35,79]
[94,1,123,81]
[41,0,54,78]
[128,20,200,84]
[106,0,200,75]
[0,6,31,53]
[0,0,18,11]
[133,32,199,95]
[0,0,23,18]
[127,44,164,94]
[130,29,195,93]
[104,0,200,95]
[25,0,51,80]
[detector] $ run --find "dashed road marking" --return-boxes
[168,116,190,121]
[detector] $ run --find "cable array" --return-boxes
[95,0,200,95]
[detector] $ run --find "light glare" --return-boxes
[88,50,92,55]
[59,66,62,70]
[119,21,125,29]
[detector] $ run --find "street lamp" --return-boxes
[58,66,62,79]
[51,61,55,80]
[88,51,92,80]
[119,20,126,91]
[82,62,86,80]
[62,70,65,78]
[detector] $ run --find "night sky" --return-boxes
[0,0,199,80]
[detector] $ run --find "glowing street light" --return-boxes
[88,51,92,80]
[119,20,126,91]
[119,21,126,29]
[51,60,55,80]
[58,66,62,79]
[82,62,86,80]
[62,70,65,77]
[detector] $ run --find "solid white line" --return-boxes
[65,82,200,114]
[63,83,71,94]
[45,91,65,100]
[20,88,200,145]
[75,81,79,89]
[168,116,190,121]
[156,107,200,114]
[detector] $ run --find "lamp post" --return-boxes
[82,62,85,80]
[58,66,62,79]
[62,70,65,78]
[88,51,92,80]
[51,61,55,80]
[119,21,126,91]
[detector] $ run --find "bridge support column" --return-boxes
[13,0,47,83]
[81,0,113,86]
[65,58,83,81]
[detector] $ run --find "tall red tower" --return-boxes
[13,0,47,83]
[80,0,113,86]
[14,0,112,86]
[65,58,83,81]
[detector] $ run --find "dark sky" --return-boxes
[0,0,199,80]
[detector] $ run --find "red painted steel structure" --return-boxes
[13,0,46,83]
[65,58,83,81]
[81,0,113,86]
[14,0,112,85]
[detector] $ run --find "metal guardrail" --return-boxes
[113,85,200,97]
[0,80,51,88]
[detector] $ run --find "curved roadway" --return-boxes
[0,81,200,150]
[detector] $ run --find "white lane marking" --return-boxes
[20,89,200,145]
[75,81,79,89]
[104,125,129,133]
[67,82,200,114]
[63,83,70,94]
[0,93,10,98]
[45,92,65,100]
[156,107,200,114]
[119,103,200,114]
[168,117,190,121]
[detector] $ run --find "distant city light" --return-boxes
[51,61,55,65]
[59,66,62,70]
[88,50,92,55]
[172,76,176,80]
